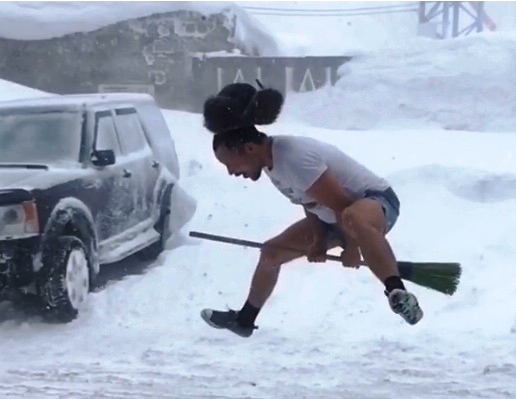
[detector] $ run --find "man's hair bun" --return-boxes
[203,80,284,134]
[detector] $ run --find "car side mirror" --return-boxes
[92,149,116,166]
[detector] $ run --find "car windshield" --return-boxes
[0,111,82,164]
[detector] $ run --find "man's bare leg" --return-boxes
[247,218,320,307]
[201,218,340,336]
[340,198,398,282]
[339,198,423,325]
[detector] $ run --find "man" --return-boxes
[200,81,423,338]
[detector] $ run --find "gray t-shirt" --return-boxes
[263,135,390,223]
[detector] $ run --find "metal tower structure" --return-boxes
[418,1,496,39]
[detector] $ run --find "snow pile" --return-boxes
[0,1,280,56]
[282,33,516,132]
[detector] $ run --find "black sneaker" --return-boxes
[200,308,257,338]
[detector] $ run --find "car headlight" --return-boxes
[3,208,22,224]
[0,201,39,240]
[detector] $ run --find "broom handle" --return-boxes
[189,231,360,264]
[188,231,422,281]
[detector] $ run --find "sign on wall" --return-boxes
[192,56,352,99]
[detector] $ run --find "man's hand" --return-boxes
[340,244,362,268]
[307,238,328,263]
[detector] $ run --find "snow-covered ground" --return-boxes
[1,2,516,399]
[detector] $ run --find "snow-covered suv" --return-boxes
[0,93,193,322]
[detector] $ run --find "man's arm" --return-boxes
[303,206,330,262]
[305,170,362,267]
[303,206,328,242]
[304,169,355,216]
[285,147,354,232]
[284,146,360,264]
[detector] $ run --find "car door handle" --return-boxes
[122,169,132,178]
[151,160,160,168]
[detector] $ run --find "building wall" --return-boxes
[0,10,352,112]
[0,10,237,110]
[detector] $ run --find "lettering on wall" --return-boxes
[202,57,351,97]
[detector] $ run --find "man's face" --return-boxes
[214,144,263,181]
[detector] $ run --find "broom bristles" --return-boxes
[400,262,462,295]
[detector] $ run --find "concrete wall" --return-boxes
[0,10,236,110]
[0,11,352,112]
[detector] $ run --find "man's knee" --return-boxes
[341,200,385,234]
[259,240,285,269]
[342,206,359,227]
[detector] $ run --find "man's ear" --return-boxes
[244,142,257,153]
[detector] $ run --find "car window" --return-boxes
[0,111,81,164]
[114,108,149,154]
[94,112,121,155]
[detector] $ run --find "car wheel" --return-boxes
[37,235,90,323]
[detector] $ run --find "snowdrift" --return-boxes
[283,33,516,132]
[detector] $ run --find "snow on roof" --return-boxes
[0,92,157,112]
[0,78,51,102]
[0,1,281,56]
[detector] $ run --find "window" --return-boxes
[0,111,82,164]
[94,113,121,154]
[114,109,149,154]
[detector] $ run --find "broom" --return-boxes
[189,231,462,296]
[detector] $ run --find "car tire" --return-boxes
[37,235,91,323]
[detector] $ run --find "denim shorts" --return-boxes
[324,186,401,246]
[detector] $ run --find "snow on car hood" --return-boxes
[0,165,88,190]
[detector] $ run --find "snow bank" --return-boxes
[389,165,516,204]
[282,33,516,132]
[0,1,280,56]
